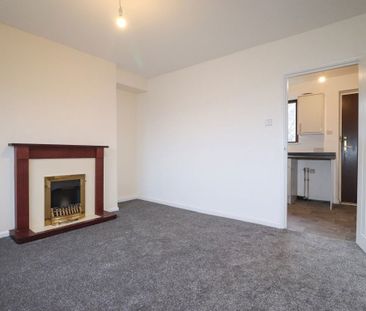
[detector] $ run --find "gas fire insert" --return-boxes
[44,174,86,226]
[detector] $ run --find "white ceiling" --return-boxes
[289,65,358,85]
[1,0,366,78]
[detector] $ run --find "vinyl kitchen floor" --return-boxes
[288,200,356,241]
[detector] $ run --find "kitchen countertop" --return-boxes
[288,152,336,160]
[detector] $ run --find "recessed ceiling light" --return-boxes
[116,0,127,29]
[318,76,326,83]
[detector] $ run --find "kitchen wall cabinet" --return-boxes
[298,93,325,135]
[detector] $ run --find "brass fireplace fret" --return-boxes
[44,174,86,226]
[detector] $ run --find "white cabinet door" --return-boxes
[298,93,325,135]
[287,159,297,204]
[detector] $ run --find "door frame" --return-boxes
[356,57,366,252]
[282,60,363,243]
[338,89,359,205]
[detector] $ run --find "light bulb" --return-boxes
[116,16,127,28]
[318,76,326,83]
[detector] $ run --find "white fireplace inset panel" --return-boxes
[29,159,95,232]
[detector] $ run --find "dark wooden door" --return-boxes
[341,93,358,203]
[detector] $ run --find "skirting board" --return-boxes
[138,196,285,230]
[0,231,10,238]
[106,206,120,212]
[118,195,138,203]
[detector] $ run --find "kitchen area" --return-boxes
[287,65,358,241]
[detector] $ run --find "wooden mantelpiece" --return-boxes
[8,143,117,244]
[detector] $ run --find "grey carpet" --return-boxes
[1,200,366,311]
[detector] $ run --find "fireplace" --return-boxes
[45,174,86,225]
[8,143,117,243]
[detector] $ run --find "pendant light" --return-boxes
[116,0,127,29]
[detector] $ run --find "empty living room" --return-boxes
[2,1,366,310]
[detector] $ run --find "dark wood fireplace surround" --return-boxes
[8,143,117,243]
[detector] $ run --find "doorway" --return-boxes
[340,92,359,204]
[285,64,358,241]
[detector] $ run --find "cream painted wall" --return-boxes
[0,23,118,235]
[117,89,138,201]
[137,14,366,228]
[288,72,358,201]
[116,69,148,93]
